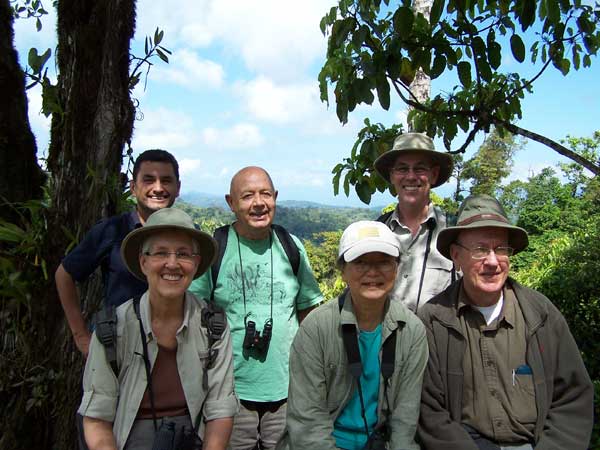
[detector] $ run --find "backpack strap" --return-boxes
[210,225,230,300]
[200,302,226,389]
[95,305,118,376]
[376,210,394,224]
[272,224,300,276]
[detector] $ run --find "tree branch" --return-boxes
[493,118,600,175]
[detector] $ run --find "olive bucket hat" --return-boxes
[436,194,529,259]
[373,132,454,187]
[120,208,218,281]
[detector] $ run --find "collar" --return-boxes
[128,210,143,230]
[340,290,409,339]
[390,202,439,231]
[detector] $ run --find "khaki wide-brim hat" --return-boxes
[374,132,454,187]
[437,194,529,259]
[121,208,217,281]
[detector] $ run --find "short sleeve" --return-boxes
[291,236,324,311]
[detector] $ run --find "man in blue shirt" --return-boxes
[54,149,180,356]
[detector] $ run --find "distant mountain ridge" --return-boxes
[180,191,384,211]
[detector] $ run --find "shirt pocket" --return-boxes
[511,370,537,424]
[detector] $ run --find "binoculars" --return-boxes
[242,318,273,354]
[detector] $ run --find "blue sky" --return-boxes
[13,0,600,207]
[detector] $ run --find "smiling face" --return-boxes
[342,252,398,305]
[390,153,439,209]
[131,161,180,223]
[226,167,278,240]
[139,230,200,301]
[450,227,510,306]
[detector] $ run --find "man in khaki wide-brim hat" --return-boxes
[373,132,455,312]
[417,194,594,450]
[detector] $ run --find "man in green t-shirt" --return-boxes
[189,166,323,450]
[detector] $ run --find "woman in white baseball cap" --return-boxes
[281,221,428,450]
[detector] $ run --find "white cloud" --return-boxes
[135,0,335,81]
[179,158,202,176]
[153,49,224,89]
[200,123,264,149]
[132,107,198,150]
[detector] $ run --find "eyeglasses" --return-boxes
[349,260,398,274]
[143,251,200,263]
[390,165,431,176]
[453,242,514,260]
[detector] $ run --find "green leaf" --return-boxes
[154,28,164,45]
[477,57,492,82]
[376,77,390,110]
[487,42,502,69]
[545,0,560,23]
[457,61,472,88]
[559,58,570,75]
[520,0,536,31]
[343,174,351,196]
[36,17,41,31]
[393,7,414,35]
[430,54,447,79]
[156,48,169,63]
[430,0,445,25]
[356,182,372,204]
[510,34,526,62]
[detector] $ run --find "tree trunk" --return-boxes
[0,1,136,449]
[0,0,45,221]
[44,1,137,448]
[407,0,432,131]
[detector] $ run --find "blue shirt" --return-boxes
[333,324,382,450]
[62,211,147,307]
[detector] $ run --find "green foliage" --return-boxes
[320,0,600,183]
[129,27,172,92]
[462,128,524,196]
[10,0,48,31]
[332,119,402,203]
[304,231,346,301]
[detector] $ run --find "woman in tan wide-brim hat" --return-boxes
[78,208,238,450]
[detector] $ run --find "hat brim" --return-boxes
[120,224,217,281]
[374,149,454,188]
[436,221,529,260]
[340,240,400,263]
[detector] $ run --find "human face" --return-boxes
[226,168,277,240]
[450,227,510,306]
[131,161,180,222]
[390,153,439,209]
[139,231,199,301]
[342,252,398,304]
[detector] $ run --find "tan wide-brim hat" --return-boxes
[437,194,529,259]
[121,208,217,281]
[374,132,454,187]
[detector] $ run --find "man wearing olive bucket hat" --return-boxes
[417,195,593,450]
[78,208,238,450]
[374,132,456,312]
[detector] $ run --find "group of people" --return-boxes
[55,135,594,450]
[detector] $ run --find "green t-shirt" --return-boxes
[189,226,323,401]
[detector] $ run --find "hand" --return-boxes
[74,330,92,357]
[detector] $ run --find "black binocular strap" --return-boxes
[134,296,207,437]
[133,296,159,431]
[341,322,398,440]
[415,217,436,313]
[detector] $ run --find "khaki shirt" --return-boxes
[78,292,239,449]
[458,286,536,444]
[386,203,454,311]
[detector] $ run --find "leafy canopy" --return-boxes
[320,0,600,195]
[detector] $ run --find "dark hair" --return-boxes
[132,149,179,181]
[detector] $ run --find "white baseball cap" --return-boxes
[338,221,400,263]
